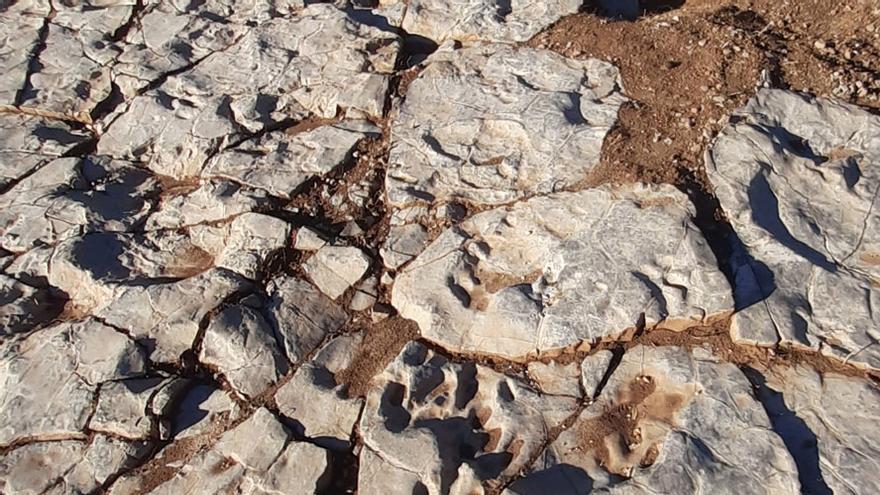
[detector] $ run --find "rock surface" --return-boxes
[303,245,371,300]
[386,43,624,207]
[393,184,732,359]
[708,90,880,370]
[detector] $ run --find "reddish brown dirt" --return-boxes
[336,316,420,397]
[531,0,880,190]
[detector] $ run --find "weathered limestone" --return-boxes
[266,275,348,363]
[0,274,58,335]
[0,114,89,188]
[381,223,430,269]
[96,268,249,363]
[707,90,880,369]
[204,121,381,198]
[767,366,880,495]
[90,377,170,440]
[0,318,146,446]
[0,0,50,104]
[146,179,270,230]
[386,43,624,207]
[303,245,371,300]
[0,156,155,253]
[401,0,581,43]
[200,304,289,399]
[140,408,329,494]
[510,346,800,494]
[215,213,290,279]
[527,360,582,397]
[360,341,579,493]
[99,4,399,178]
[393,185,733,359]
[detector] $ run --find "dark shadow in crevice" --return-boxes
[585,0,685,20]
[740,366,833,495]
[504,464,593,495]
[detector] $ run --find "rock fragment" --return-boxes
[90,377,171,440]
[0,274,59,335]
[0,114,89,188]
[0,318,146,446]
[393,184,732,359]
[401,0,581,43]
[708,90,880,369]
[380,223,429,269]
[215,213,290,280]
[580,349,614,398]
[303,245,371,300]
[0,0,51,103]
[386,43,624,207]
[146,180,270,230]
[200,304,290,399]
[512,346,799,494]
[527,360,582,397]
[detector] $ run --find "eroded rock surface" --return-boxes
[708,89,880,369]
[386,43,624,207]
[393,185,732,359]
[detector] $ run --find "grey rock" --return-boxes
[349,276,379,311]
[360,341,578,492]
[358,446,424,495]
[527,360,582,397]
[215,213,290,280]
[0,114,89,189]
[392,185,732,359]
[401,0,581,43]
[707,90,880,369]
[516,346,799,494]
[274,362,363,448]
[386,43,624,207]
[0,157,156,253]
[200,305,290,399]
[266,275,348,363]
[0,0,51,104]
[303,245,371,300]
[580,350,614,398]
[0,274,58,335]
[172,384,241,440]
[146,180,270,230]
[90,377,170,440]
[294,226,327,251]
[204,121,381,199]
[96,268,249,363]
[380,223,429,269]
[312,332,363,374]
[0,318,146,446]
[766,366,880,495]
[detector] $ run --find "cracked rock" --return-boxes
[215,213,290,280]
[267,275,348,363]
[200,304,290,399]
[204,121,381,199]
[513,346,799,494]
[95,267,250,363]
[386,43,624,207]
[393,184,733,359]
[146,179,270,230]
[360,341,578,493]
[766,366,880,495]
[527,360,582,397]
[90,376,172,440]
[0,156,156,253]
[99,4,398,178]
[0,318,146,446]
[0,274,59,335]
[303,245,371,300]
[381,223,430,269]
[401,0,581,43]
[708,90,880,370]
[0,0,51,104]
[0,114,90,189]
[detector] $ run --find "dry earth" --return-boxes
[1,0,879,494]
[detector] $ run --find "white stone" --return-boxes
[401,0,581,43]
[146,180,270,230]
[303,245,371,300]
[393,184,733,359]
[380,223,429,269]
[386,43,624,207]
[266,276,348,363]
[0,114,89,188]
[294,227,327,251]
[0,274,58,335]
[707,90,880,369]
[581,350,614,398]
[200,305,289,399]
[216,213,290,279]
[0,318,146,446]
[90,377,169,439]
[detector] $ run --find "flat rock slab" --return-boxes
[360,341,578,493]
[98,4,399,179]
[392,184,732,359]
[386,43,624,207]
[401,0,582,43]
[509,346,800,494]
[767,366,880,495]
[0,113,90,189]
[707,89,880,369]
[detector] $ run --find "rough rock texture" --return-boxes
[393,185,732,359]
[510,346,800,494]
[215,213,290,279]
[267,275,348,362]
[401,0,582,43]
[766,366,880,495]
[0,114,89,188]
[360,341,578,493]
[386,43,624,207]
[0,274,58,334]
[0,318,146,446]
[303,245,371,300]
[708,90,880,369]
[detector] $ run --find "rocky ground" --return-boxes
[0,0,879,494]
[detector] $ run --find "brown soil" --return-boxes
[531,0,880,190]
[336,316,420,397]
